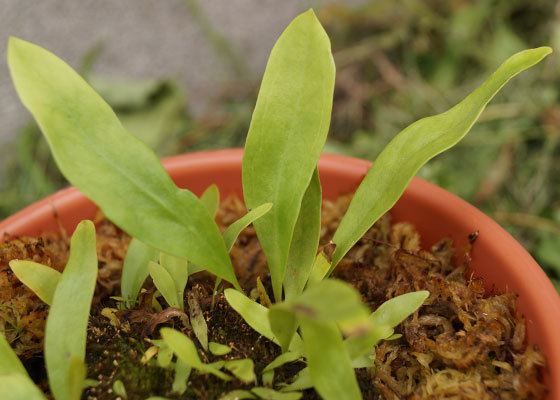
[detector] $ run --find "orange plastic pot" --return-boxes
[1,149,559,397]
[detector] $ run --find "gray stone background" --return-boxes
[0,0,361,148]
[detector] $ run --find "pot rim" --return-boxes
[1,148,558,398]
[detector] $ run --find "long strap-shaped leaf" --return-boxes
[242,9,335,301]
[330,47,552,269]
[45,220,97,400]
[8,37,239,290]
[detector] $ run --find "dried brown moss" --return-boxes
[0,194,547,399]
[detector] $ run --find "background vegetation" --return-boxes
[1,0,559,289]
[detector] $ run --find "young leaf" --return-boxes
[8,261,61,306]
[160,328,231,381]
[280,368,311,392]
[344,325,394,361]
[68,357,87,400]
[284,169,322,300]
[224,289,304,354]
[223,203,272,252]
[45,220,98,400]
[263,352,301,373]
[200,184,220,218]
[300,319,361,400]
[187,291,208,351]
[256,277,273,308]
[8,37,240,290]
[0,374,47,400]
[242,9,335,301]
[251,387,303,400]
[121,238,159,308]
[209,342,232,356]
[156,341,174,369]
[223,359,256,383]
[172,359,191,394]
[0,333,27,377]
[160,253,189,307]
[219,390,256,400]
[330,47,552,270]
[305,252,331,287]
[370,291,429,328]
[268,307,298,353]
[148,261,182,309]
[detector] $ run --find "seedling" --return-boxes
[2,8,550,399]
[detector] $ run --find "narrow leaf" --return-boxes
[200,184,220,218]
[242,9,335,301]
[0,374,47,400]
[224,289,304,354]
[149,261,182,309]
[160,328,231,381]
[305,252,331,287]
[188,291,208,351]
[223,203,272,252]
[223,359,256,383]
[8,37,239,289]
[220,390,256,400]
[370,291,429,328]
[268,307,298,353]
[252,387,303,400]
[344,325,394,360]
[263,352,301,373]
[331,47,552,269]
[172,359,191,394]
[45,220,98,400]
[160,253,189,306]
[9,261,61,306]
[156,341,174,369]
[256,277,272,308]
[300,320,361,400]
[121,238,159,308]
[0,333,27,377]
[68,357,87,400]
[280,368,312,392]
[209,342,232,356]
[284,169,322,300]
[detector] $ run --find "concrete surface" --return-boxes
[0,0,361,147]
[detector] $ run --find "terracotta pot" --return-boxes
[1,149,559,397]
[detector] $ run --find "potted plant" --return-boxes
[1,9,558,400]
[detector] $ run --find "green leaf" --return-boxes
[224,289,304,354]
[275,280,370,335]
[284,169,322,300]
[209,342,232,356]
[45,220,98,400]
[280,368,311,392]
[300,320,361,400]
[200,184,220,218]
[160,253,189,307]
[223,203,273,252]
[156,341,174,369]
[344,325,394,360]
[187,291,208,351]
[219,390,256,400]
[224,289,276,342]
[242,9,335,301]
[8,260,61,306]
[370,291,429,328]
[112,379,127,399]
[268,307,298,353]
[305,252,331,287]
[0,374,47,400]
[263,352,301,373]
[330,47,552,270]
[256,277,272,308]
[160,328,231,381]
[172,359,191,395]
[252,387,302,400]
[0,333,27,377]
[8,37,239,290]
[67,356,87,400]
[121,238,159,308]
[223,359,256,383]
[149,261,182,309]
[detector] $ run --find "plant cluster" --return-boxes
[0,9,551,400]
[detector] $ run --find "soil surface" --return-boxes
[0,194,546,399]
